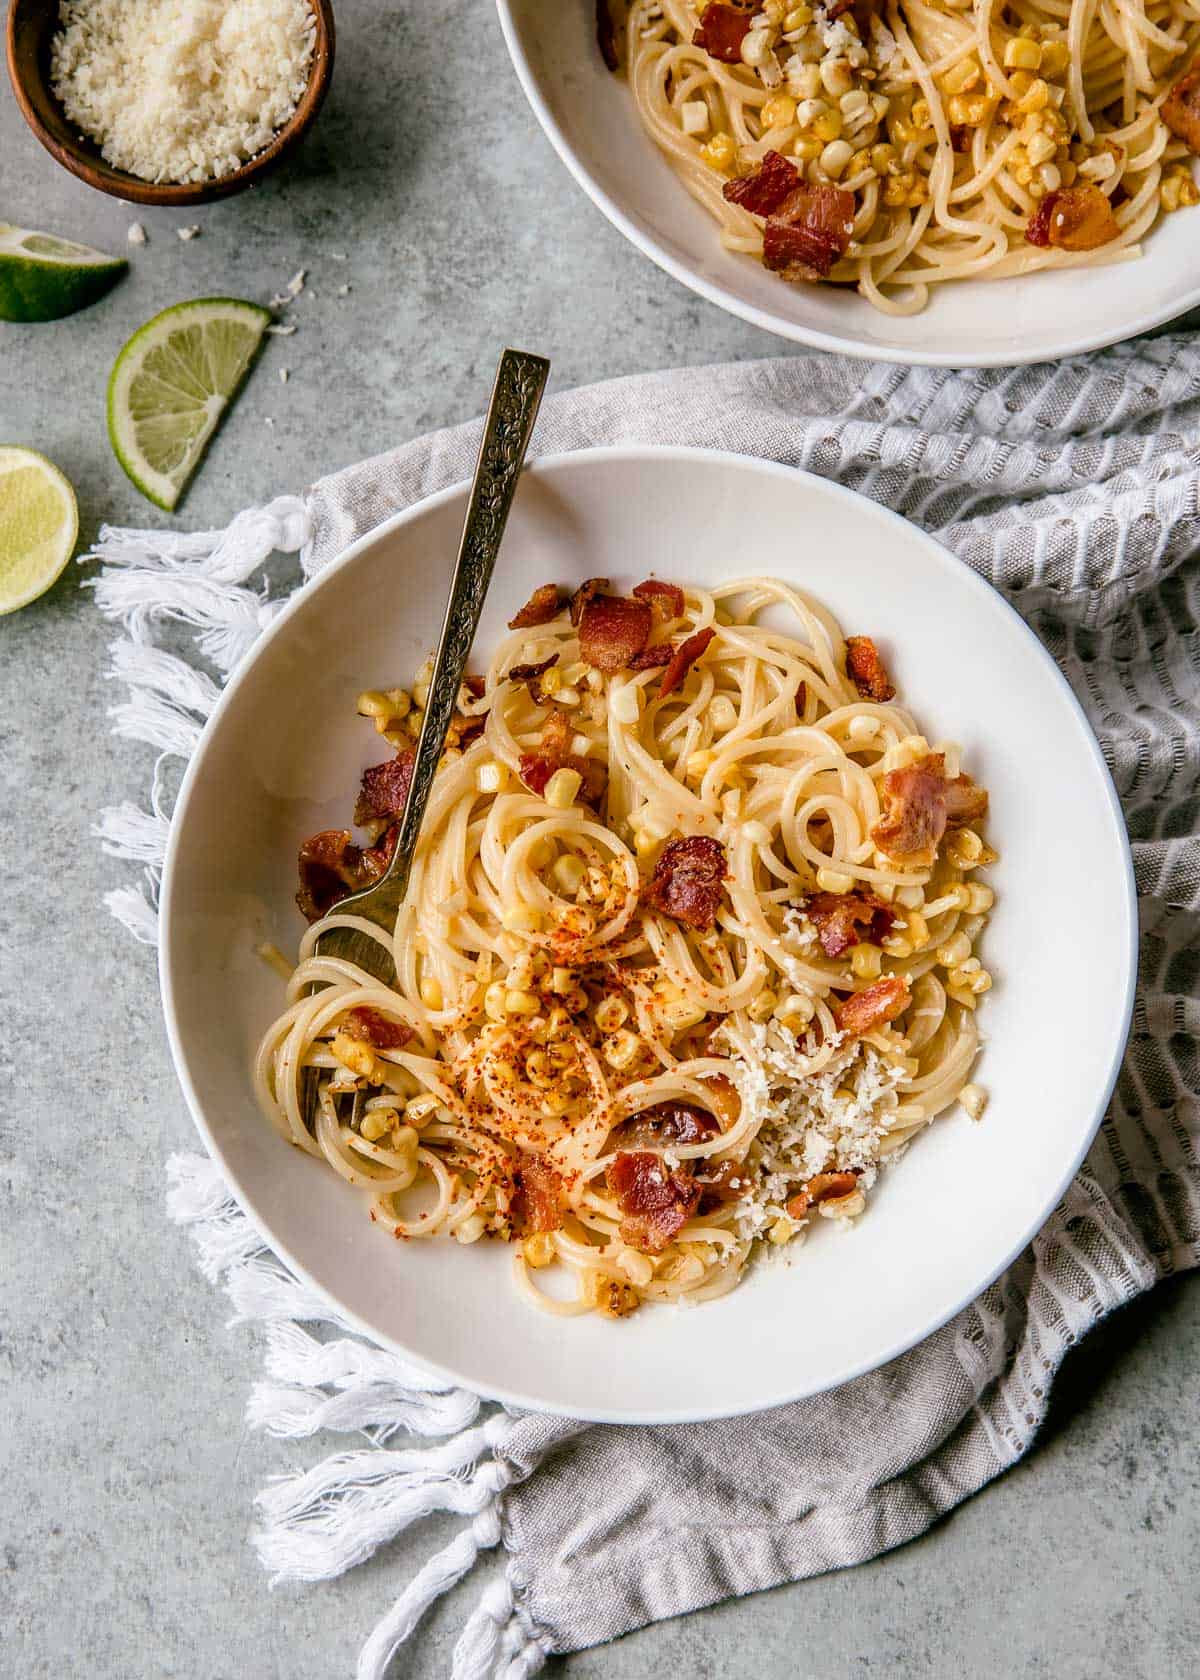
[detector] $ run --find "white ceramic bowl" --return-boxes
[161,447,1136,1422]
[496,0,1200,366]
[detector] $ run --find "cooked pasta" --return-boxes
[614,0,1200,314]
[255,576,996,1317]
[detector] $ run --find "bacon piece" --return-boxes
[607,1151,701,1254]
[644,834,727,931]
[633,579,686,619]
[596,0,618,70]
[578,592,654,672]
[343,1006,413,1051]
[786,1169,860,1219]
[355,751,415,826]
[723,149,801,217]
[845,635,894,702]
[519,709,607,807]
[508,583,564,629]
[1163,61,1200,152]
[835,975,910,1037]
[1026,185,1119,252]
[871,751,987,861]
[463,674,486,699]
[296,828,392,922]
[804,890,895,958]
[513,1153,564,1236]
[628,641,674,669]
[618,1101,720,1150]
[509,653,559,701]
[696,1157,746,1212]
[693,1,755,62]
[762,184,855,280]
[452,711,487,749]
[569,576,609,627]
[659,625,716,697]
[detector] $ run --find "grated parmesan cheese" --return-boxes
[51,0,316,186]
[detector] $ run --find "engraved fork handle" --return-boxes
[372,347,550,918]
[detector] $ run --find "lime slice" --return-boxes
[0,223,127,323]
[0,448,79,614]
[108,298,272,511]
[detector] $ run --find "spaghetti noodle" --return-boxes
[617,0,1200,313]
[255,577,996,1317]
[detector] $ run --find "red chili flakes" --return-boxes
[632,578,686,620]
[723,149,801,217]
[578,592,654,672]
[834,975,910,1037]
[786,1169,859,1219]
[607,1151,701,1254]
[508,583,564,629]
[354,750,416,825]
[692,1,755,62]
[644,835,727,931]
[804,890,895,958]
[343,1006,413,1051]
[845,635,895,702]
[659,626,716,697]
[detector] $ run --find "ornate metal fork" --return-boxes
[300,347,549,1128]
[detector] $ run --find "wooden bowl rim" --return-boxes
[5,0,335,207]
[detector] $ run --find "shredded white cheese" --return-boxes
[51,0,316,186]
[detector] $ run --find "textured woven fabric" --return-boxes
[93,345,1199,1668]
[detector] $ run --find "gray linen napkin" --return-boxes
[93,346,1200,1676]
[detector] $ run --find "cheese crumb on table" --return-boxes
[50,0,316,186]
[177,225,202,241]
[126,222,147,245]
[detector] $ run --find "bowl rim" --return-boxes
[493,0,1200,369]
[5,0,335,207]
[159,444,1138,1423]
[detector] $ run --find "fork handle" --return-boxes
[384,348,550,907]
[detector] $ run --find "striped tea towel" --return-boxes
[89,346,1200,1680]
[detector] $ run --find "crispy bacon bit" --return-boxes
[786,1169,860,1219]
[513,1154,563,1235]
[607,1151,701,1254]
[343,1006,413,1051]
[835,975,910,1037]
[723,149,800,217]
[1163,61,1200,152]
[509,653,559,701]
[596,0,618,71]
[355,751,415,826]
[296,828,393,922]
[452,711,487,748]
[696,1157,745,1212]
[659,625,716,697]
[632,579,686,619]
[519,708,608,807]
[1026,184,1119,251]
[871,751,987,861]
[628,641,674,669]
[508,583,564,629]
[578,592,654,672]
[805,890,895,958]
[845,635,895,702]
[762,184,855,280]
[618,1101,719,1150]
[692,0,755,62]
[794,679,807,718]
[645,834,727,931]
[463,674,486,700]
[569,576,609,627]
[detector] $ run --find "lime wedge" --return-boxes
[0,448,79,614]
[108,298,272,511]
[0,223,127,322]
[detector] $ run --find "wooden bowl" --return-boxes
[6,0,334,207]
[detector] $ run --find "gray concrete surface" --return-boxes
[2,3,1197,1676]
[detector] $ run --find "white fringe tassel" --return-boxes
[83,495,311,946]
[167,1152,550,1680]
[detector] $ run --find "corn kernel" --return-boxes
[1016,76,1050,114]
[965,883,994,913]
[1038,40,1070,77]
[768,1216,798,1245]
[474,760,504,795]
[789,61,822,100]
[942,56,981,94]
[793,134,822,161]
[1004,37,1042,70]
[910,98,931,128]
[784,3,813,26]
[609,682,641,725]
[360,1108,398,1142]
[850,944,882,980]
[937,932,972,967]
[741,27,773,68]
[882,934,913,959]
[812,108,844,142]
[762,93,798,129]
[595,996,629,1033]
[543,767,583,808]
[617,1249,654,1287]
[592,1274,641,1317]
[816,867,854,893]
[848,146,872,176]
[502,905,543,935]
[455,1213,487,1245]
[959,1082,988,1121]
[523,1232,555,1268]
[603,1029,642,1069]
[505,988,539,1016]
[662,999,708,1033]
[820,138,854,179]
[906,909,930,949]
[748,987,778,1022]
[946,828,984,868]
[742,820,772,847]
[702,132,737,172]
[775,991,815,1027]
[420,976,443,1011]
[356,689,392,719]
[404,1094,440,1127]
[331,1031,377,1081]
[710,694,738,732]
[680,99,710,137]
